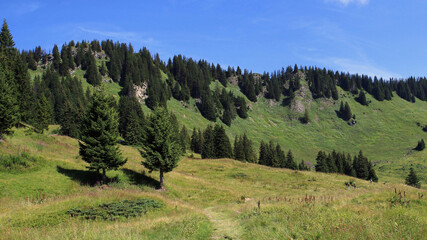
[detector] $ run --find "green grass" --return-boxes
[0,127,426,239]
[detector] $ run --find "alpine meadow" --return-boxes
[1,1,427,239]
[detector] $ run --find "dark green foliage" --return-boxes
[405,167,421,188]
[118,96,145,145]
[52,44,61,71]
[67,199,163,221]
[338,101,353,121]
[233,136,245,161]
[59,100,83,138]
[286,150,297,170]
[178,125,190,153]
[356,90,368,106]
[415,139,425,151]
[99,61,108,76]
[84,50,101,85]
[242,133,257,163]
[79,88,126,180]
[235,96,248,119]
[315,150,378,182]
[315,151,328,173]
[34,93,51,133]
[199,91,217,121]
[14,53,34,122]
[298,160,310,171]
[140,107,181,189]
[190,128,202,154]
[0,151,44,172]
[213,124,233,158]
[0,64,18,139]
[202,125,215,159]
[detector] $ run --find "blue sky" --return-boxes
[2,0,427,79]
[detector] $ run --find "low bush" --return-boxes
[0,151,44,172]
[67,199,163,220]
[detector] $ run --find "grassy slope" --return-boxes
[0,128,426,239]
[28,59,427,183]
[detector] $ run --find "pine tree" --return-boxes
[242,133,256,163]
[190,128,202,154]
[202,125,215,159]
[405,167,421,188]
[79,88,126,181]
[179,125,190,153]
[234,136,245,161]
[315,151,328,173]
[34,93,51,133]
[0,65,18,140]
[84,50,101,85]
[140,107,181,189]
[367,162,378,182]
[213,124,233,158]
[344,102,352,121]
[258,141,268,166]
[52,44,61,71]
[124,110,144,145]
[286,150,297,170]
[357,91,368,106]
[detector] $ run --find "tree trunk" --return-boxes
[159,170,165,190]
[102,168,107,183]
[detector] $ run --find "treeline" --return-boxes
[189,125,310,171]
[315,150,378,182]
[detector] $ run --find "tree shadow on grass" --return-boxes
[56,166,118,186]
[121,168,159,189]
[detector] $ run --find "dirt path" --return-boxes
[204,206,242,240]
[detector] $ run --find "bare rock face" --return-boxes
[134,83,148,103]
[290,85,312,114]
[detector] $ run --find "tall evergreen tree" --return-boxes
[34,93,51,133]
[84,50,101,85]
[242,133,257,163]
[190,128,202,154]
[405,167,421,188]
[140,107,181,189]
[213,124,233,158]
[233,136,245,161]
[52,44,61,71]
[79,88,126,181]
[0,65,18,140]
[202,125,215,158]
[315,151,328,173]
[286,150,297,170]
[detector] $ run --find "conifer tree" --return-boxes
[190,128,202,154]
[258,141,268,166]
[315,151,328,173]
[179,125,190,153]
[79,88,126,181]
[84,50,101,85]
[344,102,352,121]
[34,93,51,133]
[357,90,368,106]
[141,107,181,189]
[0,65,18,140]
[405,167,421,188]
[234,136,245,161]
[52,44,61,71]
[202,125,215,158]
[213,124,233,158]
[242,133,257,163]
[286,150,297,170]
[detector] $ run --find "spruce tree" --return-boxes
[213,124,233,158]
[286,150,297,170]
[79,88,126,181]
[357,91,368,106]
[344,102,352,121]
[179,125,190,153]
[234,136,245,161]
[34,93,51,133]
[140,107,181,189]
[202,125,215,158]
[315,151,328,173]
[242,133,256,163]
[190,128,201,154]
[0,66,18,140]
[405,167,421,188]
[52,44,61,71]
[84,50,101,85]
[258,141,268,165]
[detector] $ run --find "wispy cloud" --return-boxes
[78,27,156,45]
[13,2,40,14]
[305,56,401,79]
[325,0,369,6]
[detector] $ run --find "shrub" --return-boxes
[67,199,163,220]
[0,152,44,172]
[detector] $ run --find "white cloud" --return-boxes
[316,57,401,79]
[326,0,369,6]
[78,27,155,46]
